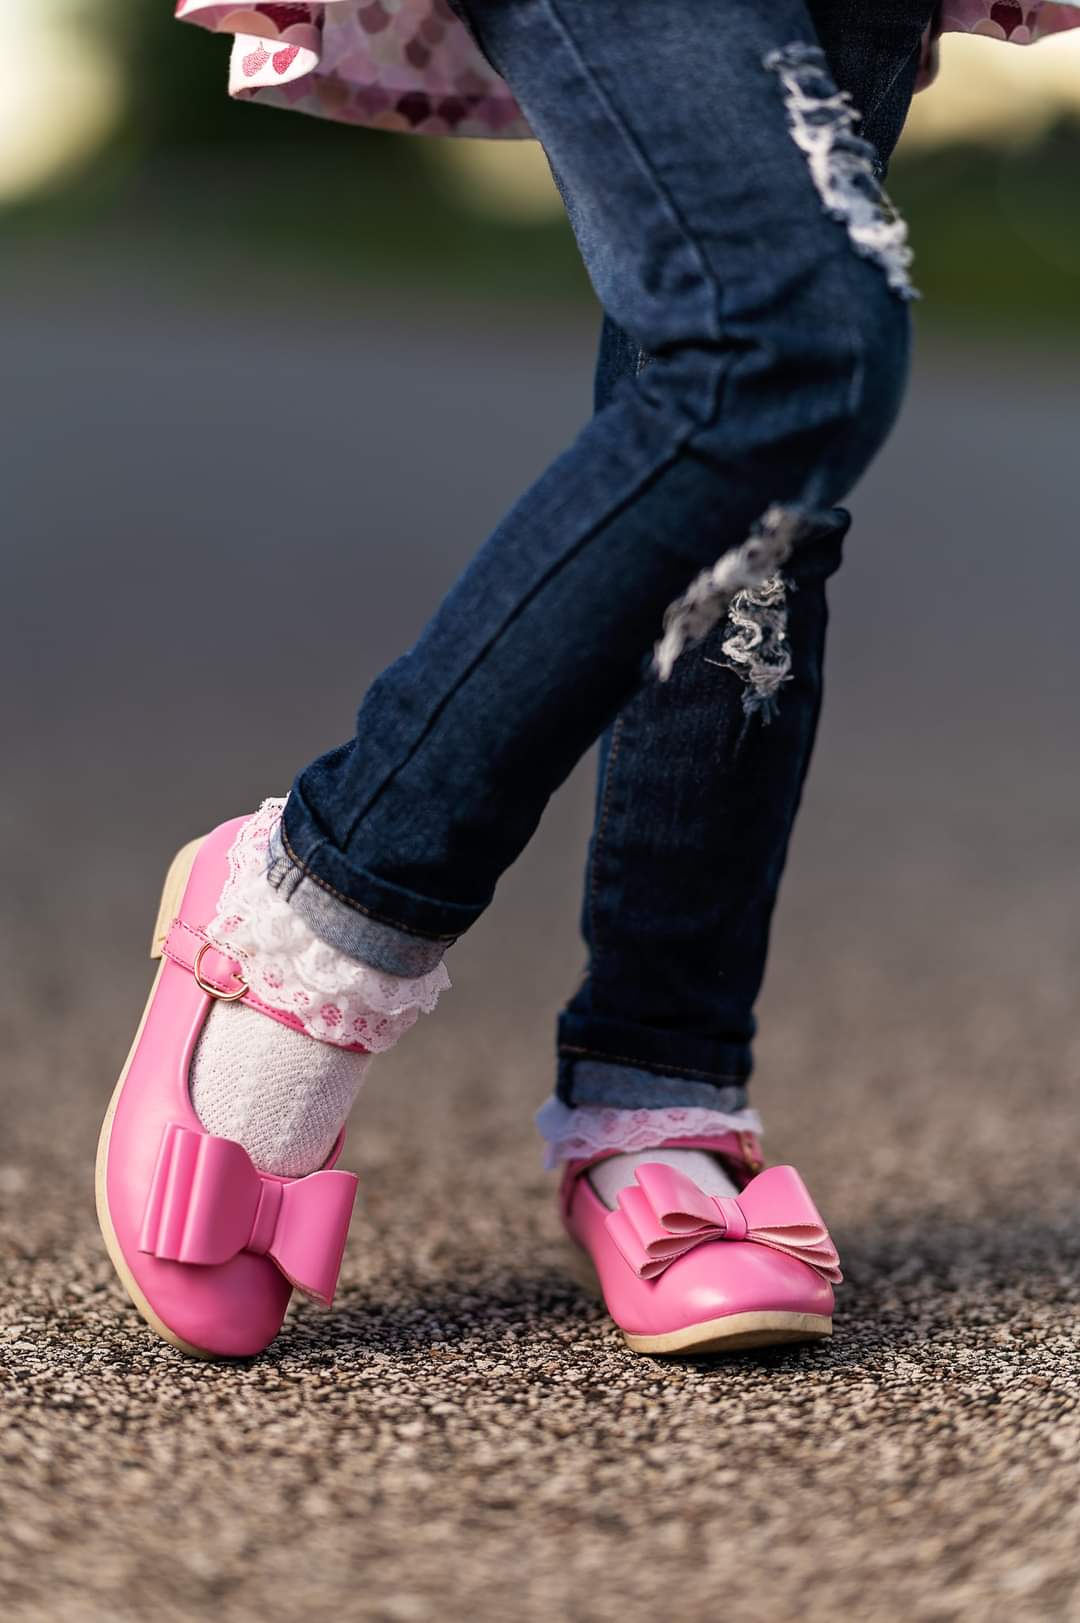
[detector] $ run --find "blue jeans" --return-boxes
[268,0,936,1113]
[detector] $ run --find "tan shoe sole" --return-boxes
[94,837,214,1359]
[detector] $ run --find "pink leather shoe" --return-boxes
[95,819,359,1359]
[560,1132,841,1355]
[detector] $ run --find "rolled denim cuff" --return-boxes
[266,818,451,978]
[557,1010,752,1110]
[556,1057,749,1112]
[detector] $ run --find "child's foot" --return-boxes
[561,1132,841,1355]
[95,801,448,1359]
[189,1002,370,1177]
[586,1146,740,1208]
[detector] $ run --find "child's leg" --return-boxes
[543,0,931,1194]
[546,503,847,1200]
[270,0,932,979]
[101,0,936,1356]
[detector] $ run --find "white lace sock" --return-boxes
[191,1003,372,1178]
[189,799,451,1178]
[587,1147,740,1210]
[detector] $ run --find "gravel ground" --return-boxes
[2,269,1079,1621]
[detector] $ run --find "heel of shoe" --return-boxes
[150,837,207,958]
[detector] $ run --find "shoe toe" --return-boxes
[129,1251,294,1360]
[652,1240,834,1332]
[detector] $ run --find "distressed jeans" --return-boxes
[268,0,937,1115]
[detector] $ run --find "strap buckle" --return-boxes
[192,939,249,1002]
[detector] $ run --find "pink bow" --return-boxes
[605,1162,842,1283]
[139,1123,357,1306]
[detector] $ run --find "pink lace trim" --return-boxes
[534,1096,765,1172]
[205,798,451,1051]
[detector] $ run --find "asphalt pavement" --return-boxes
[2,253,1079,1621]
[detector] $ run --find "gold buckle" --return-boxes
[193,941,249,1002]
[739,1130,764,1174]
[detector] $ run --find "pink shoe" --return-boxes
[560,1132,841,1355]
[95,820,359,1358]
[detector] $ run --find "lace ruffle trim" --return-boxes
[205,798,451,1051]
[534,1096,765,1171]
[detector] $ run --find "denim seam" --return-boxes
[280,819,461,944]
[542,0,725,359]
[543,0,728,437]
[585,711,627,979]
[558,1043,746,1084]
[862,32,927,145]
[334,0,732,854]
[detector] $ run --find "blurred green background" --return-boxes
[3,3,1080,334]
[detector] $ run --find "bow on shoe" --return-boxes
[605,1162,842,1284]
[139,1122,357,1306]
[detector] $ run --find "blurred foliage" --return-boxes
[4,6,1080,330]
[4,4,591,304]
[889,120,1080,339]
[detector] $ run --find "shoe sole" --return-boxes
[94,836,217,1359]
[563,1238,832,1355]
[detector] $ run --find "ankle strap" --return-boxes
[161,918,370,1053]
